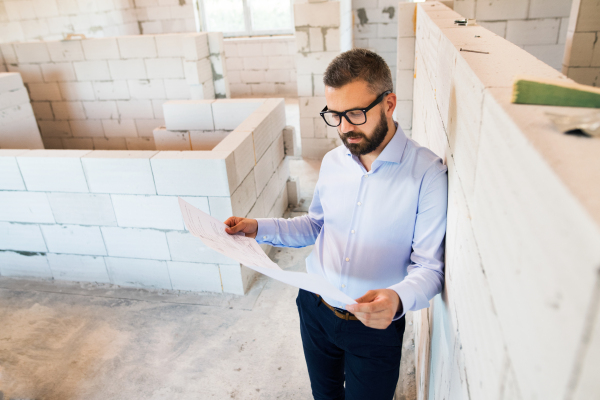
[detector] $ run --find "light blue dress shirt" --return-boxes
[255,123,448,320]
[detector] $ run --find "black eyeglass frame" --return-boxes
[319,90,392,127]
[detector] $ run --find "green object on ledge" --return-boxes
[512,75,600,108]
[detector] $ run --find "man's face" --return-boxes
[324,79,393,157]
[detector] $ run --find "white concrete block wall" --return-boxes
[224,36,298,98]
[0,32,228,150]
[0,72,44,148]
[561,0,600,86]
[453,0,573,71]
[0,97,290,296]
[411,3,600,400]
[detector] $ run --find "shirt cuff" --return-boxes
[255,218,277,243]
[387,280,415,320]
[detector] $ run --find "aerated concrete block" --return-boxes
[0,221,48,252]
[47,192,117,226]
[153,127,192,150]
[105,257,172,289]
[211,99,264,130]
[0,149,28,190]
[167,261,223,292]
[0,250,52,278]
[40,224,107,256]
[163,100,214,131]
[110,194,185,230]
[47,253,110,283]
[101,226,171,261]
[17,150,91,193]
[82,150,158,195]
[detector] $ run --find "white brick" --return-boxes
[105,256,172,289]
[189,130,228,151]
[40,224,107,256]
[92,80,130,100]
[0,44,18,64]
[73,60,111,81]
[31,102,54,120]
[211,99,264,130]
[152,99,168,118]
[102,119,138,137]
[82,38,121,60]
[219,263,246,294]
[0,250,52,278]
[167,261,222,292]
[0,114,44,149]
[61,137,93,149]
[58,81,95,100]
[127,79,166,99]
[164,78,190,99]
[153,127,191,150]
[40,62,77,82]
[46,40,85,62]
[7,64,43,83]
[0,88,29,111]
[150,151,231,196]
[51,101,86,120]
[14,42,51,63]
[295,51,337,74]
[101,226,171,260]
[108,59,148,80]
[111,194,186,230]
[0,221,47,252]
[117,35,158,58]
[0,191,55,223]
[231,168,257,218]
[309,27,324,52]
[225,57,244,71]
[47,253,110,283]
[506,18,560,46]
[184,58,212,85]
[126,137,156,150]
[116,99,154,119]
[0,72,25,93]
[243,56,269,70]
[47,192,117,226]
[145,57,184,79]
[212,131,255,189]
[183,32,209,60]
[163,100,214,130]
[254,147,274,195]
[208,196,233,223]
[82,101,119,119]
[0,149,28,191]
[17,150,90,193]
[155,33,185,57]
[70,119,105,137]
[166,230,237,264]
[92,137,127,150]
[135,118,164,137]
[294,2,340,27]
[28,82,62,101]
[261,40,290,56]
[81,150,157,195]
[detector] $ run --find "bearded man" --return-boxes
[225,48,448,400]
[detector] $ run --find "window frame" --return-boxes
[194,0,295,38]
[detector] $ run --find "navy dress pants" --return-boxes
[295,288,406,400]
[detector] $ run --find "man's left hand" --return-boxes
[346,289,403,329]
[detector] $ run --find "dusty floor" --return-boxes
[0,101,415,399]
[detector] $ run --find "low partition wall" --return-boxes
[0,98,289,296]
[0,31,229,151]
[411,3,600,400]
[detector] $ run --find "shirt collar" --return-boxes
[345,121,408,165]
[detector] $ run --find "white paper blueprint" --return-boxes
[178,197,357,306]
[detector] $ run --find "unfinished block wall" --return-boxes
[224,36,297,98]
[0,98,290,295]
[410,3,600,400]
[294,0,352,159]
[562,0,600,86]
[454,0,573,70]
[0,72,43,148]
[0,32,228,151]
[395,2,416,138]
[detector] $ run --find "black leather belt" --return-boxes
[314,293,359,321]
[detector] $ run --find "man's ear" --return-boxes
[385,92,397,117]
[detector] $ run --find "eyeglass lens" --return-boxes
[323,110,366,126]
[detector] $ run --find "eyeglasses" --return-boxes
[320,90,392,127]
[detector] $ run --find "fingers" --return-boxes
[224,216,239,228]
[225,219,245,235]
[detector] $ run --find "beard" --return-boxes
[339,108,389,157]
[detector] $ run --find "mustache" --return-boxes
[341,132,366,140]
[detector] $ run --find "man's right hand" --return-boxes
[224,216,258,239]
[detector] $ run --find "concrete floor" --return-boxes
[0,100,416,400]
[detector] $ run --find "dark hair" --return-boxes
[323,48,393,95]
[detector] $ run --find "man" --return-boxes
[224,48,448,400]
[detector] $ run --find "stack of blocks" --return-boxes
[410,3,600,400]
[395,2,416,137]
[0,31,228,151]
[293,0,353,159]
[223,36,298,97]
[0,98,290,296]
[0,72,44,149]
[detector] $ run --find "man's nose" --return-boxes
[339,116,355,134]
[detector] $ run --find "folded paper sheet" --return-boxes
[178,198,357,306]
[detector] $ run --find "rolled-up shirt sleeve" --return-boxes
[256,185,324,248]
[388,165,448,320]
